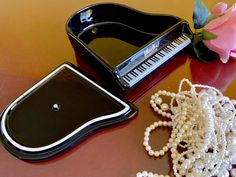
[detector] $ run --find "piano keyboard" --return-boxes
[122,34,191,87]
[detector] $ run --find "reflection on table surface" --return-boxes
[0,0,235,177]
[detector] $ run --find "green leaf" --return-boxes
[202,30,217,40]
[192,35,217,63]
[193,0,210,29]
[206,15,220,24]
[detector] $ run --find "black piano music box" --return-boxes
[66,3,192,94]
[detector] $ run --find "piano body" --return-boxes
[66,3,192,95]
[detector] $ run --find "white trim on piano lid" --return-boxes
[122,34,191,87]
[1,64,130,152]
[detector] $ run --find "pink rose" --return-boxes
[203,3,236,63]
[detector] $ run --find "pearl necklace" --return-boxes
[137,79,236,177]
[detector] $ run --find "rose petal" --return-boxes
[205,3,236,30]
[203,40,231,63]
[231,49,236,57]
[220,54,230,63]
[205,25,236,50]
[232,3,236,12]
[212,2,228,16]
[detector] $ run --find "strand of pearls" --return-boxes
[137,79,236,177]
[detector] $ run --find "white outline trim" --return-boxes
[1,64,130,152]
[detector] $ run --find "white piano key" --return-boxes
[148,60,155,65]
[127,73,135,80]
[133,68,141,75]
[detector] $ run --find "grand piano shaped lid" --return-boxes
[66,3,192,96]
[0,63,137,160]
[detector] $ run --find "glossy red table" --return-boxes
[0,0,235,176]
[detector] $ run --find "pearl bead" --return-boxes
[150,125,155,130]
[166,113,172,118]
[150,99,154,104]
[179,169,185,176]
[143,141,148,146]
[154,151,160,157]
[159,150,165,156]
[179,157,185,162]
[154,107,159,112]
[155,97,162,104]
[142,171,148,177]
[170,93,176,97]
[151,95,155,100]
[167,121,172,126]
[158,121,163,126]
[183,124,189,130]
[158,111,164,115]
[161,112,167,116]
[231,168,236,177]
[162,90,167,94]
[231,99,236,105]
[186,173,194,177]
[218,168,229,177]
[145,145,151,151]
[169,138,174,143]
[152,122,158,127]
[151,104,157,109]
[163,121,168,126]
[177,133,182,139]
[171,153,176,158]
[136,172,142,177]
[176,124,181,130]
[161,103,169,111]
[174,138,180,143]
[163,146,168,152]
[148,150,154,156]
[148,172,154,177]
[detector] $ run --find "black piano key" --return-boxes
[169,43,176,48]
[179,36,187,43]
[127,74,132,80]
[162,48,169,53]
[171,42,179,47]
[181,35,188,40]
[133,69,140,75]
[141,64,147,70]
[148,60,155,65]
[128,73,135,80]
[177,38,184,43]
[127,75,133,80]
[167,46,173,50]
[163,48,169,53]
[134,68,139,75]
[174,39,181,45]
[154,54,162,60]
[145,61,152,67]
[137,66,144,72]
[130,71,137,77]
[133,71,139,76]
[158,52,165,57]
[124,75,131,81]
[150,57,158,62]
[178,37,184,42]
[161,50,168,55]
